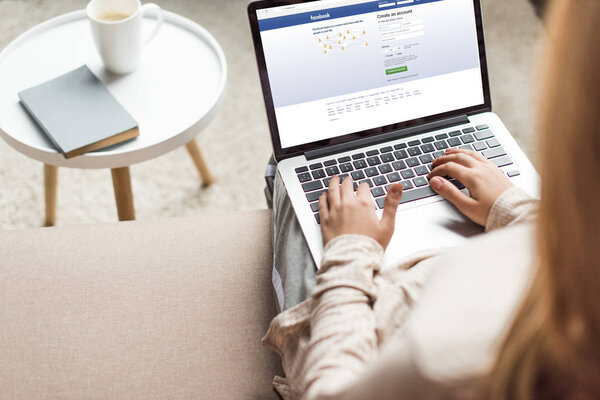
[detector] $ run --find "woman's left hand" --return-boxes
[319,176,404,250]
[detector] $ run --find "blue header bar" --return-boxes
[258,0,443,31]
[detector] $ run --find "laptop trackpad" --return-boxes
[383,199,483,267]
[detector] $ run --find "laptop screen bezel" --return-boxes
[248,0,491,161]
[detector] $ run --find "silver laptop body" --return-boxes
[248,0,538,268]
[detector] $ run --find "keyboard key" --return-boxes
[408,139,421,146]
[352,153,366,160]
[310,202,320,212]
[460,144,473,151]
[379,164,393,174]
[394,150,408,160]
[448,137,462,147]
[367,156,381,166]
[324,159,337,166]
[434,140,448,150]
[421,136,435,143]
[413,177,428,187]
[302,180,323,192]
[325,166,340,176]
[462,127,475,134]
[339,163,353,173]
[401,169,415,179]
[482,146,507,159]
[406,157,420,167]
[380,153,395,163]
[309,163,322,170]
[486,138,500,148]
[476,124,489,130]
[491,155,513,167]
[419,154,434,164]
[399,185,438,204]
[373,176,387,186]
[351,170,365,180]
[306,189,327,202]
[380,146,393,153]
[420,143,435,153]
[365,167,379,177]
[407,147,422,156]
[338,156,351,163]
[339,174,349,181]
[435,133,448,140]
[295,166,308,173]
[314,213,320,224]
[359,179,374,188]
[353,159,367,169]
[449,130,462,137]
[474,129,494,140]
[298,172,312,182]
[366,149,379,156]
[507,170,521,177]
[371,187,386,197]
[415,166,429,176]
[461,134,475,144]
[449,179,466,189]
[473,142,487,151]
[312,169,326,179]
[394,143,408,150]
[432,151,445,159]
[400,180,414,190]
[392,160,407,170]
[387,172,401,182]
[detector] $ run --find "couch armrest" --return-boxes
[0,210,282,399]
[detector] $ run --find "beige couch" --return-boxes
[0,210,282,399]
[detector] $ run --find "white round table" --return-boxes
[0,9,227,224]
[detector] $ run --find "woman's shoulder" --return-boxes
[403,223,537,386]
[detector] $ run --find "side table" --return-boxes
[0,9,227,225]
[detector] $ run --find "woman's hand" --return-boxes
[319,176,404,250]
[428,148,514,226]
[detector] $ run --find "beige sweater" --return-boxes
[263,187,539,400]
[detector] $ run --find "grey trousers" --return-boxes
[265,158,317,313]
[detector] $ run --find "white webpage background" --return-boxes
[277,68,483,147]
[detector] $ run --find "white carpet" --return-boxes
[0,0,544,230]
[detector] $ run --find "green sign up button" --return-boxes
[385,66,408,75]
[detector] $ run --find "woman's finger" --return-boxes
[380,184,403,230]
[356,181,372,203]
[327,175,341,209]
[446,148,488,163]
[429,176,477,215]
[318,191,329,222]
[340,176,354,202]
[432,152,477,168]
[428,162,474,185]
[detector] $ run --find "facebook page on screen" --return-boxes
[257,0,484,149]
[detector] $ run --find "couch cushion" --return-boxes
[0,210,282,399]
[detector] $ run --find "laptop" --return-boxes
[247,0,539,268]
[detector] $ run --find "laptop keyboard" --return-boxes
[295,125,520,224]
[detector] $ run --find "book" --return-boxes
[18,65,139,159]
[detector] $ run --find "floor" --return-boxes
[0,0,544,230]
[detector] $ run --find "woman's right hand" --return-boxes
[427,148,514,226]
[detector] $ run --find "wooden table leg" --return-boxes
[111,166,135,221]
[44,164,58,227]
[185,139,215,188]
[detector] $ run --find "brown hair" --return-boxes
[489,0,600,399]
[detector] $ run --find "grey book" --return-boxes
[18,65,139,159]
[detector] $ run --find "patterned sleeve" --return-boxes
[484,186,539,232]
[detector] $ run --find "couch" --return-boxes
[0,210,282,399]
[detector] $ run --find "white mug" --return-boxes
[87,0,163,74]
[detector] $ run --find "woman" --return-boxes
[263,0,600,399]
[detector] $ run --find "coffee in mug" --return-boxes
[87,0,163,74]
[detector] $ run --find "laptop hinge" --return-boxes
[304,115,469,160]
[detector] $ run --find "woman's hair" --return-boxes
[489,0,600,399]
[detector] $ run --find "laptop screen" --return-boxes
[253,0,487,154]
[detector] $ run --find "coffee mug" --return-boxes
[87,0,163,74]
